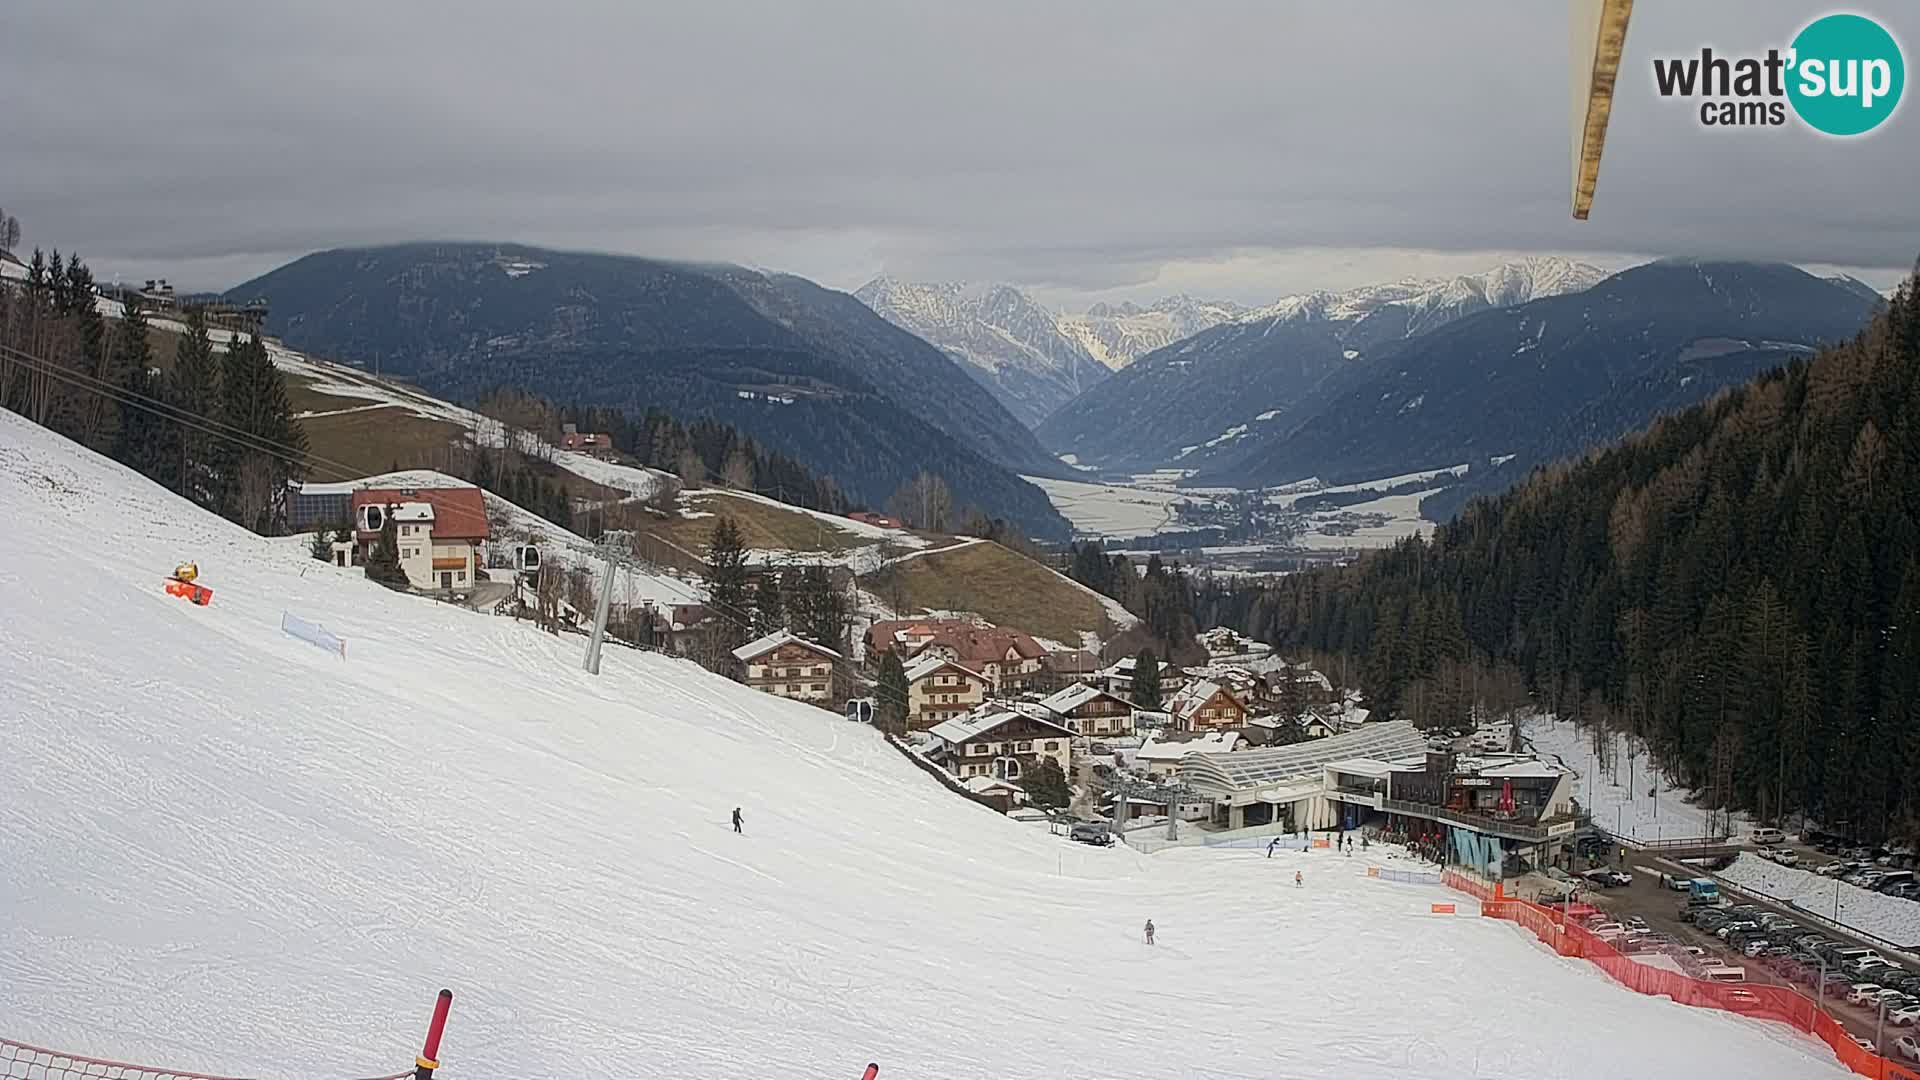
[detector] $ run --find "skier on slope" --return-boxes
[1267,837,1279,858]
[1295,870,1303,887]
[1144,919,1155,945]
[732,807,743,834]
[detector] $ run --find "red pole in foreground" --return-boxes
[860,1065,878,1080]
[415,989,454,1080]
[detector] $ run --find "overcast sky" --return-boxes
[3,1,1915,307]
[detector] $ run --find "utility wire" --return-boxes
[4,337,883,687]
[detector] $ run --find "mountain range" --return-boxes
[854,277,1240,426]
[225,243,1073,538]
[1037,257,1609,471]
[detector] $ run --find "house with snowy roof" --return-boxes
[1037,683,1135,738]
[1094,655,1184,704]
[732,630,841,704]
[865,617,1049,694]
[1133,730,1245,778]
[927,709,1074,784]
[904,655,991,729]
[1167,679,1248,734]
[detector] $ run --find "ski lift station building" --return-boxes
[1178,719,1579,868]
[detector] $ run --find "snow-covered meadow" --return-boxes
[0,412,1851,1080]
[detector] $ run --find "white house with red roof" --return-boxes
[351,486,490,592]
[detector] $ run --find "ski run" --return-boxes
[0,409,1850,1078]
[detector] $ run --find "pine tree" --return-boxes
[800,564,846,653]
[876,651,910,735]
[752,572,787,636]
[1022,757,1072,811]
[214,333,307,533]
[168,307,221,507]
[1275,659,1307,725]
[1131,647,1161,707]
[109,300,176,485]
[363,510,409,589]
[702,515,752,659]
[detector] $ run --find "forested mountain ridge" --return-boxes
[1038,258,1605,472]
[1202,260,1881,497]
[226,243,1070,538]
[1224,268,1920,840]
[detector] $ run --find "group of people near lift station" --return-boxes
[1263,830,1368,858]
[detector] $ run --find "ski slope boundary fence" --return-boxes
[1441,871,1920,1080]
[0,1039,411,1080]
[281,610,348,659]
[4,988,454,1080]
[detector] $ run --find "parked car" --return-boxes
[1881,993,1919,1015]
[1751,827,1787,845]
[1866,966,1910,988]
[1887,883,1920,901]
[1891,1006,1920,1028]
[1895,1034,1920,1062]
[1068,823,1113,846]
[1849,983,1887,1006]
[1818,861,1850,876]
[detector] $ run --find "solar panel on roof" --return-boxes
[1180,720,1428,791]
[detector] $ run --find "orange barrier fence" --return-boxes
[1441,871,1920,1080]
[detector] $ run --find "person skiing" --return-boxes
[1267,837,1279,858]
[1143,919,1155,945]
[732,807,743,834]
[1295,870,1303,887]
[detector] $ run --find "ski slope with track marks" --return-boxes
[0,411,1851,1080]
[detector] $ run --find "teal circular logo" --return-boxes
[1787,14,1904,135]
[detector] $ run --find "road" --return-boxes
[1576,851,1917,1059]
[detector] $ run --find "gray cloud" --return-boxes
[4,0,1915,306]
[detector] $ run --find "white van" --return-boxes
[1750,827,1786,845]
[1704,965,1747,983]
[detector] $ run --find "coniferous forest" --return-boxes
[1218,270,1920,840]
[0,247,308,535]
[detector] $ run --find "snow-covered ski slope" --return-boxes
[0,413,1849,1080]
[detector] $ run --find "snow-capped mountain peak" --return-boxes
[1238,257,1607,332]
[854,277,1109,427]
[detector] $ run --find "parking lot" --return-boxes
[1570,852,1920,1061]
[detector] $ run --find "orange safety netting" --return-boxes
[1441,871,1920,1080]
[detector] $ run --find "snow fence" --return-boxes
[1441,870,1920,1080]
[282,610,348,659]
